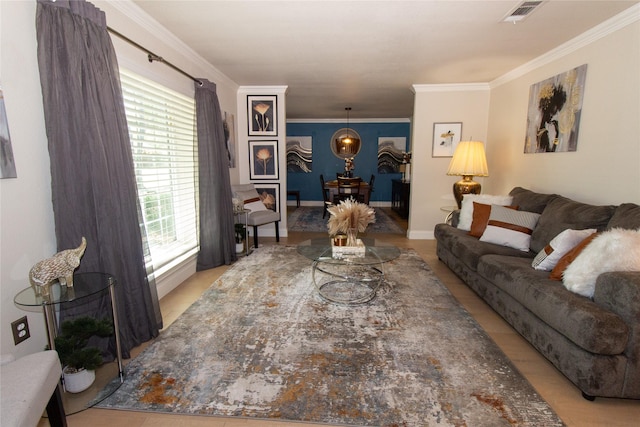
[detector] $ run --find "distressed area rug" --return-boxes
[288,206,405,234]
[97,246,564,426]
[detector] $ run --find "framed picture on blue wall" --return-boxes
[249,140,279,180]
[254,183,280,213]
[248,95,277,136]
[286,136,312,173]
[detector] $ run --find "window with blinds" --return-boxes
[119,69,198,271]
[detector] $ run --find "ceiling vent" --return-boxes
[501,1,544,23]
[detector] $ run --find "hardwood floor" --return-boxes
[45,213,640,426]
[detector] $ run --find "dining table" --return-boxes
[324,178,371,204]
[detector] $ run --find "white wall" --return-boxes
[408,85,490,239]
[0,0,239,358]
[236,86,289,238]
[407,7,639,241]
[485,16,640,205]
[1,0,56,359]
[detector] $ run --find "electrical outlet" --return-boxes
[11,316,30,345]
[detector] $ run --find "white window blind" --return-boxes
[119,69,198,271]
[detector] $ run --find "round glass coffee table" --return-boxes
[297,238,401,304]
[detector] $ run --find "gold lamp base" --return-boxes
[453,175,482,208]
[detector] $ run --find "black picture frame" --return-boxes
[253,183,280,213]
[247,95,277,136]
[249,140,279,180]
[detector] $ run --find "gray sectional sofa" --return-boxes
[434,187,640,400]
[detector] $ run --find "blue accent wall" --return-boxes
[287,121,410,203]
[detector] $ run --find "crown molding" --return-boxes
[238,86,289,95]
[107,0,238,90]
[490,3,640,88]
[412,83,490,93]
[287,118,412,124]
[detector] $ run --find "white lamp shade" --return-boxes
[446,140,489,177]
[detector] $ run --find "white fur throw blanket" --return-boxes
[563,228,640,298]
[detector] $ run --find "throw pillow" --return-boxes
[549,233,598,281]
[469,203,519,238]
[235,189,268,213]
[531,228,596,271]
[562,228,640,298]
[479,205,540,252]
[457,194,513,231]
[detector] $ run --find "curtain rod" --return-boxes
[107,27,203,86]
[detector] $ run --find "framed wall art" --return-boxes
[0,86,17,179]
[247,95,277,136]
[286,136,312,173]
[432,122,462,157]
[377,137,406,173]
[254,183,280,213]
[524,64,587,153]
[249,140,279,180]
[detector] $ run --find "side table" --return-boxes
[440,205,458,225]
[234,208,251,256]
[14,272,123,415]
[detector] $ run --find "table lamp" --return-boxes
[446,140,489,208]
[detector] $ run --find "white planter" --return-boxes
[63,367,95,393]
[236,242,244,253]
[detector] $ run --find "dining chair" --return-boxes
[368,174,375,201]
[319,174,332,218]
[334,177,363,204]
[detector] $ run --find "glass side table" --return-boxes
[440,205,458,225]
[234,208,251,256]
[14,272,123,414]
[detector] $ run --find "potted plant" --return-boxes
[54,316,113,393]
[235,223,246,254]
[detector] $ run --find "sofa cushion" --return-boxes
[549,233,599,280]
[479,205,540,251]
[563,228,640,298]
[607,203,640,230]
[532,228,596,271]
[477,254,629,355]
[530,196,616,254]
[509,187,557,214]
[469,203,519,238]
[434,224,532,272]
[457,194,513,231]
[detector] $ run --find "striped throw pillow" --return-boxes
[479,205,541,252]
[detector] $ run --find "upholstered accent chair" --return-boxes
[232,184,280,249]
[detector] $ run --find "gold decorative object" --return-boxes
[446,140,489,208]
[330,107,362,160]
[29,237,87,297]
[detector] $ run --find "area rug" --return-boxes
[97,245,564,426]
[288,206,405,234]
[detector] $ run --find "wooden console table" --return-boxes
[391,179,410,218]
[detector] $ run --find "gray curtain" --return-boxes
[35,0,162,358]
[195,79,236,270]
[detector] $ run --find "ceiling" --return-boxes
[131,1,637,119]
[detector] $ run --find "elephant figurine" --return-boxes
[29,237,87,297]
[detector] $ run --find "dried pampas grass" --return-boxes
[327,198,376,236]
